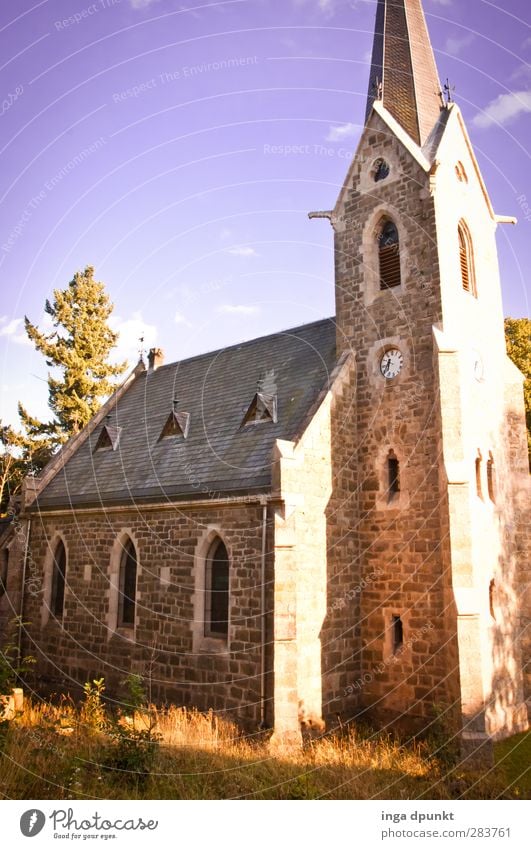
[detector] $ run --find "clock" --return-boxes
[380,348,404,379]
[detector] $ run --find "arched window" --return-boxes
[455,161,468,183]
[378,219,401,290]
[205,538,229,639]
[458,220,476,296]
[118,537,138,627]
[0,548,8,597]
[51,539,67,619]
[487,453,496,503]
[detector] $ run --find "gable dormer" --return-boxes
[241,370,278,427]
[159,405,191,440]
[94,422,122,452]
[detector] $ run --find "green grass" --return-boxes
[0,700,528,800]
[494,731,531,798]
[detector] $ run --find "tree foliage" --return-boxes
[505,317,531,466]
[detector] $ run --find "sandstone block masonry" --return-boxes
[21,501,271,726]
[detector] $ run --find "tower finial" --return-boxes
[365,0,442,146]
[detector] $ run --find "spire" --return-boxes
[365,0,442,146]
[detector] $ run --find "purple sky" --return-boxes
[1,0,530,428]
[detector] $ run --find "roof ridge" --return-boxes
[147,315,336,373]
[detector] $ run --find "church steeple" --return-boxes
[365,0,442,146]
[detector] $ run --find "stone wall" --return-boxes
[21,500,271,726]
[0,517,28,649]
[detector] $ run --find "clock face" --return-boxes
[380,349,404,379]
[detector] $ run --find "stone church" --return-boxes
[1,0,529,756]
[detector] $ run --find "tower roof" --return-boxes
[365,0,442,146]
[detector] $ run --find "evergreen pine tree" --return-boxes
[18,266,127,468]
[505,317,531,468]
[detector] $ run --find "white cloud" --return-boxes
[0,317,22,337]
[326,122,359,142]
[445,32,474,56]
[109,311,157,365]
[473,90,531,129]
[174,311,194,328]
[129,0,159,9]
[0,316,29,345]
[225,246,258,257]
[218,305,259,315]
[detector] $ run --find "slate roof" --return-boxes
[35,318,337,508]
[366,0,442,146]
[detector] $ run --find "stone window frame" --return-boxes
[41,532,69,628]
[362,204,410,307]
[108,530,141,642]
[192,526,232,655]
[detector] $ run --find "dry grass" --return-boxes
[0,700,528,800]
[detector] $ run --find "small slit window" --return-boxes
[458,220,476,296]
[475,451,483,500]
[373,158,390,182]
[205,539,229,639]
[51,539,67,619]
[0,548,8,597]
[118,538,138,628]
[487,453,496,503]
[387,451,400,501]
[378,219,401,290]
[391,615,404,655]
[489,579,496,621]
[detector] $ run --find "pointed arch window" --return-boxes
[118,537,138,627]
[458,220,476,296]
[205,538,229,639]
[51,539,67,619]
[378,219,401,290]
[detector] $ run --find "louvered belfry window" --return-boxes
[458,220,476,296]
[378,219,401,290]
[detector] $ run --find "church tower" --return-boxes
[322,0,529,752]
